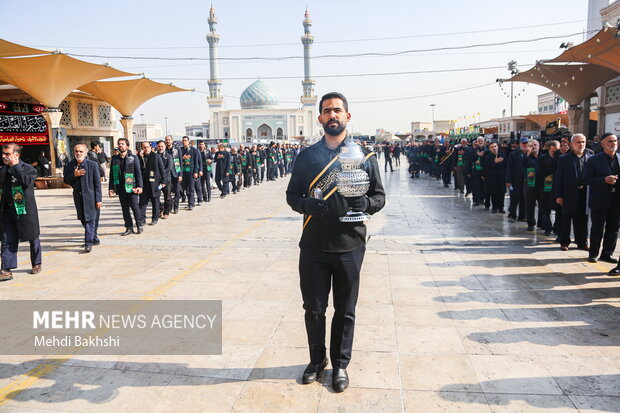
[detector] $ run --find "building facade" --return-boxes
[205,6,321,144]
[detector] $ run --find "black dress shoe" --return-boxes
[609,266,620,276]
[332,368,349,393]
[172,209,179,214]
[136,226,144,234]
[93,240,101,246]
[483,206,490,210]
[588,256,598,263]
[498,209,505,213]
[84,245,92,253]
[302,358,328,384]
[150,220,158,226]
[526,226,535,231]
[600,255,618,264]
[121,228,133,236]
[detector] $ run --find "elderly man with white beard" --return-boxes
[63,143,102,253]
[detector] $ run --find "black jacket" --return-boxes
[139,152,166,196]
[555,152,590,215]
[506,149,528,187]
[158,151,173,184]
[165,146,182,179]
[63,159,102,223]
[583,151,620,211]
[108,154,143,193]
[286,136,386,253]
[180,145,200,175]
[0,161,40,241]
[215,150,230,176]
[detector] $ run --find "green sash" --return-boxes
[11,186,26,215]
[254,154,261,167]
[526,167,536,188]
[434,154,439,162]
[544,175,553,193]
[112,155,136,193]
[112,164,120,186]
[457,154,463,166]
[475,158,482,171]
[173,158,181,174]
[182,156,191,173]
[241,155,247,167]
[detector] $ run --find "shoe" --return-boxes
[473,202,480,206]
[609,266,620,276]
[484,207,490,210]
[560,245,568,251]
[93,240,100,246]
[508,217,515,222]
[0,270,13,281]
[207,198,211,202]
[301,358,328,384]
[162,215,169,220]
[588,256,598,263]
[220,193,225,199]
[187,206,193,211]
[121,228,133,236]
[84,245,92,253]
[600,255,618,264]
[577,244,589,252]
[498,209,506,213]
[149,220,158,226]
[517,218,526,222]
[491,209,497,214]
[527,226,535,231]
[136,226,144,234]
[172,209,179,214]
[31,265,42,274]
[544,230,553,236]
[197,202,202,206]
[332,368,349,393]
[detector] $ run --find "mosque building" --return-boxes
[188,6,321,144]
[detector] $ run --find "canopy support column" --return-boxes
[119,116,134,150]
[41,109,62,176]
[567,105,586,136]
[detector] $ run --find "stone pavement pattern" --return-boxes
[1,163,620,412]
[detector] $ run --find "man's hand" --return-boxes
[506,183,512,190]
[199,171,203,177]
[556,197,564,206]
[326,193,350,218]
[301,198,328,216]
[346,195,369,212]
[109,190,115,197]
[74,168,86,177]
[495,157,504,163]
[178,176,183,183]
[226,172,230,176]
[96,202,102,209]
[7,153,19,166]
[605,175,618,185]
[193,173,198,179]
[133,187,143,195]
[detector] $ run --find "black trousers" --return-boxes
[508,184,525,219]
[559,212,588,247]
[441,165,451,187]
[194,175,204,202]
[162,183,172,215]
[243,168,252,187]
[486,176,505,211]
[524,186,538,227]
[201,172,212,201]
[1,214,42,270]
[171,177,181,212]
[394,155,400,166]
[215,172,229,194]
[299,245,365,369]
[181,172,195,207]
[118,191,141,229]
[253,168,260,184]
[472,173,483,203]
[589,208,620,258]
[139,191,160,223]
[384,157,394,172]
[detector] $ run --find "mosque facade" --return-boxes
[202,6,321,144]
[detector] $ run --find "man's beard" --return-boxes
[323,119,346,136]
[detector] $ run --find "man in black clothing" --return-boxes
[483,141,506,213]
[522,139,541,231]
[258,144,267,182]
[164,135,182,214]
[180,136,200,210]
[156,141,173,219]
[214,143,231,198]
[583,133,620,265]
[198,142,213,202]
[63,143,102,253]
[469,137,486,206]
[138,142,165,226]
[383,143,394,172]
[109,138,143,236]
[555,134,590,251]
[506,137,529,221]
[286,92,385,393]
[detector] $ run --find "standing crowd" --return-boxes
[402,133,620,276]
[0,138,300,280]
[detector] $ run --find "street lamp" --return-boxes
[430,104,436,131]
[140,113,145,124]
[164,117,168,135]
[507,60,519,117]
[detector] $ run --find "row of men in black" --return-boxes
[108,136,301,236]
[406,133,620,275]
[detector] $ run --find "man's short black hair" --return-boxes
[157,140,165,145]
[2,143,22,155]
[319,92,348,113]
[90,141,100,150]
[117,138,130,146]
[601,132,616,142]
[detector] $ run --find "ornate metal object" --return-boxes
[336,140,370,222]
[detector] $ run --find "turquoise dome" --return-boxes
[240,79,279,109]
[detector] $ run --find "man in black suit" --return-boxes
[109,138,143,236]
[180,136,200,210]
[214,143,231,198]
[164,135,182,214]
[555,134,590,252]
[583,133,620,264]
[156,141,173,219]
[64,143,102,253]
[505,137,529,222]
[138,142,165,226]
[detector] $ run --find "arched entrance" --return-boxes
[246,128,253,138]
[276,127,283,139]
[257,123,273,140]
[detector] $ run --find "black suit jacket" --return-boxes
[583,151,620,211]
[64,159,102,222]
[554,152,590,215]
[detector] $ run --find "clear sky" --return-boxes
[0,0,590,135]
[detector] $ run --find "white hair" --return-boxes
[571,133,586,143]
